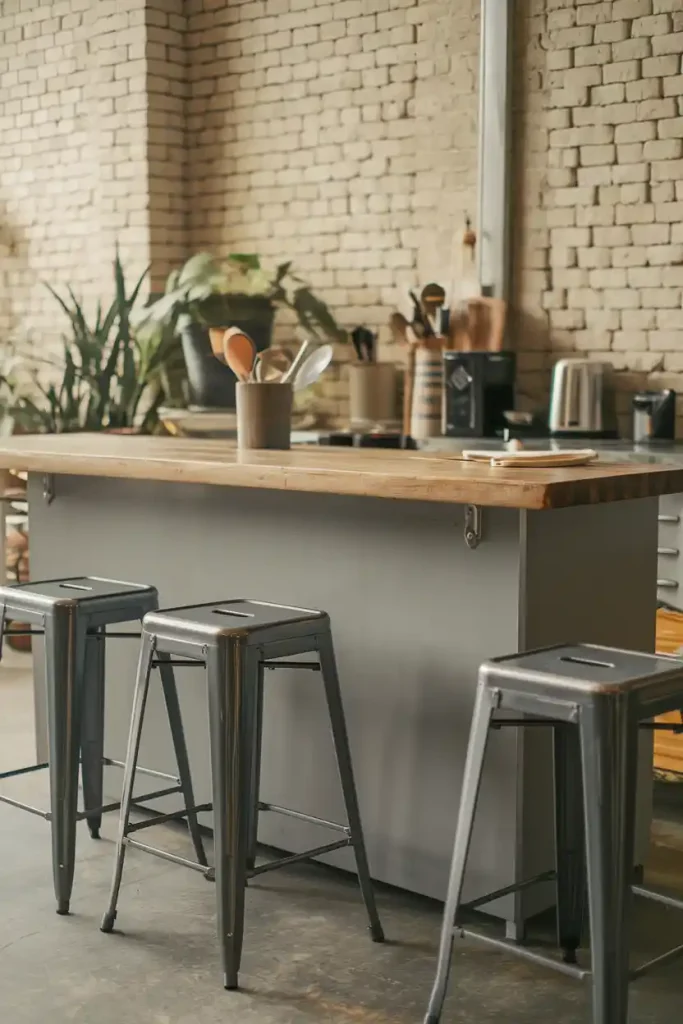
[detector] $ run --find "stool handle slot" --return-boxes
[560,655,616,670]
[212,607,255,618]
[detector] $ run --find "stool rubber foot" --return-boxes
[370,923,385,943]
[223,974,239,991]
[562,947,578,965]
[88,824,101,840]
[100,912,116,934]
[56,900,70,916]
[424,1016,440,1024]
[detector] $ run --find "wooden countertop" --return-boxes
[0,433,682,509]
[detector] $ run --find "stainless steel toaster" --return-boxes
[548,359,615,436]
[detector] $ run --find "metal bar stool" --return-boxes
[101,598,384,989]
[424,643,683,1024]
[0,576,205,915]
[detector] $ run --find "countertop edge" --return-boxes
[4,446,683,510]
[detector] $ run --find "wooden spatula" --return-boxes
[222,328,256,382]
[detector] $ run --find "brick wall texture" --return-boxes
[0,0,152,346]
[517,0,683,431]
[2,0,683,429]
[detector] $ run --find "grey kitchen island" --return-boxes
[1,433,682,935]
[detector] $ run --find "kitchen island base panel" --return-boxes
[26,476,657,929]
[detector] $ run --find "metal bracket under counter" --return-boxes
[464,505,483,549]
[42,474,55,505]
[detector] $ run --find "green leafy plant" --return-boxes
[132,252,347,345]
[0,252,184,434]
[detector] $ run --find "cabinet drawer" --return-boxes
[658,495,683,607]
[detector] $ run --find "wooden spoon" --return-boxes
[222,328,255,382]
[209,327,228,361]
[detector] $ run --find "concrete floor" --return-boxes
[2,657,683,1022]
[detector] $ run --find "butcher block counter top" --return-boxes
[2,433,683,509]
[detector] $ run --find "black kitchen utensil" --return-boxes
[351,326,376,362]
[421,283,447,336]
[409,290,434,338]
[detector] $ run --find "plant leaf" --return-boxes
[228,253,261,270]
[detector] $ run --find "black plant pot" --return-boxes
[180,300,275,409]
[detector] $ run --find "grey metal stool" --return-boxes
[0,576,205,915]
[101,598,384,989]
[424,643,683,1024]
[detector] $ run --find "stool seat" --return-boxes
[144,598,326,644]
[484,643,683,699]
[4,575,156,604]
[0,576,157,630]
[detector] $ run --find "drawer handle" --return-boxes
[658,547,680,557]
[658,579,679,589]
[659,515,681,524]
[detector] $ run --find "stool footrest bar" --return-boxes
[459,927,590,981]
[103,758,180,784]
[461,870,556,913]
[0,793,50,819]
[77,786,185,821]
[248,838,352,878]
[151,659,204,668]
[491,718,563,729]
[630,943,683,980]
[2,629,45,637]
[261,660,320,671]
[124,837,213,876]
[633,884,683,913]
[0,761,48,780]
[126,801,212,834]
[258,801,350,834]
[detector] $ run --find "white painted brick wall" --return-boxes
[0,0,151,349]
[185,0,480,418]
[5,1,683,431]
[515,0,683,434]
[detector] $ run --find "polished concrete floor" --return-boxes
[2,656,683,1023]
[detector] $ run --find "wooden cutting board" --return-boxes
[462,449,598,468]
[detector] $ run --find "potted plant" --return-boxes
[132,252,346,409]
[0,252,184,434]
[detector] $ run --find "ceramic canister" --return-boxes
[236,382,293,450]
[410,347,444,440]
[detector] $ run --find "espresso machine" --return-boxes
[442,351,516,438]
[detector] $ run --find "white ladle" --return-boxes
[292,344,334,392]
[281,339,311,384]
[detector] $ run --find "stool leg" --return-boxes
[554,722,586,964]
[81,628,106,839]
[101,631,155,933]
[580,698,638,1024]
[206,639,251,990]
[45,606,88,915]
[317,630,384,944]
[156,651,208,867]
[246,660,264,871]
[424,681,496,1024]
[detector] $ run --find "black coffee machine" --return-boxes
[443,351,516,437]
